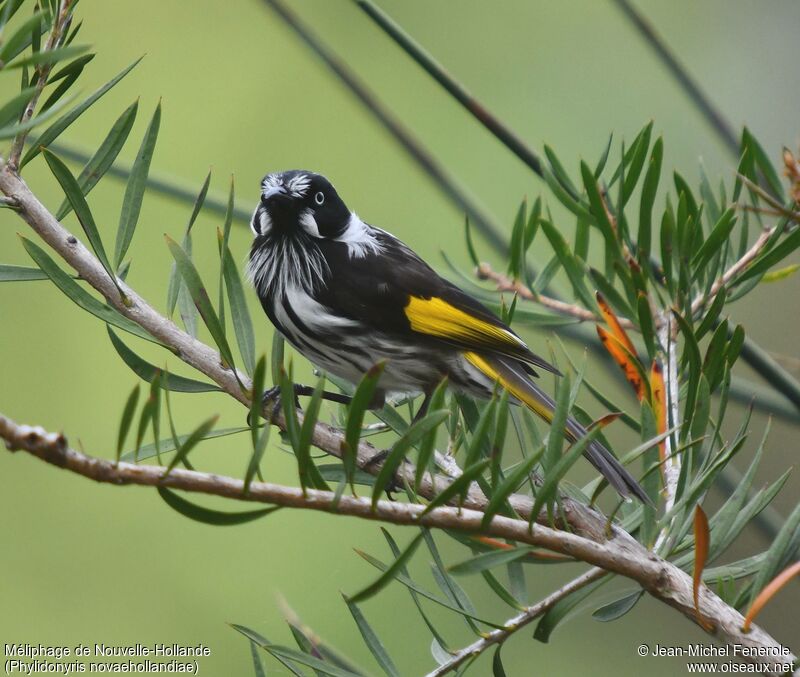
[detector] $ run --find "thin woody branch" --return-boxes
[689,225,777,317]
[427,567,607,677]
[8,0,73,168]
[0,161,796,672]
[475,262,612,325]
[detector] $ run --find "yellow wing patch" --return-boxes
[463,351,561,429]
[405,296,527,354]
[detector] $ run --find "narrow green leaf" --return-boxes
[297,375,327,481]
[592,590,643,621]
[249,641,266,677]
[270,332,285,386]
[217,176,235,331]
[167,171,211,314]
[222,243,256,377]
[482,450,542,529]
[541,165,592,221]
[692,207,736,274]
[423,530,481,633]
[20,236,153,341]
[148,372,163,463]
[121,426,249,463]
[531,426,602,522]
[157,487,278,526]
[621,123,654,205]
[55,100,139,220]
[492,646,507,677]
[464,216,479,266]
[116,383,140,462]
[114,102,160,268]
[415,378,448,493]
[539,218,596,310]
[593,134,614,178]
[355,545,497,627]
[749,502,800,606]
[534,576,609,642]
[703,319,730,391]
[343,598,399,677]
[449,547,534,576]
[695,288,726,341]
[372,410,449,509]
[349,532,424,604]
[22,57,142,167]
[0,88,75,140]
[49,52,94,82]
[134,371,159,461]
[0,85,36,127]
[107,326,220,392]
[463,396,496,468]
[344,363,385,488]
[0,263,48,281]
[230,626,305,677]
[379,529,451,650]
[0,11,42,65]
[42,148,123,297]
[762,263,800,283]
[7,43,89,69]
[164,415,218,475]
[543,145,579,199]
[165,234,237,372]
[742,128,784,200]
[234,629,360,677]
[580,161,617,246]
[709,420,770,559]
[543,372,571,474]
[507,198,527,279]
[738,228,800,284]
[420,460,491,517]
[245,356,269,491]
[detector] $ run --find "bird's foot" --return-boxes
[361,449,404,497]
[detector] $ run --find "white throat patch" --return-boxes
[335,213,382,258]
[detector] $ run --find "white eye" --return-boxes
[314,191,325,205]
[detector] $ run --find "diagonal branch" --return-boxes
[8,0,73,168]
[427,567,607,676]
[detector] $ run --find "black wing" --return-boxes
[315,229,560,375]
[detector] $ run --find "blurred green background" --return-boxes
[1,1,799,674]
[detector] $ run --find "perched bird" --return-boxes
[247,169,649,503]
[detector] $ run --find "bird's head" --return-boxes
[250,170,351,240]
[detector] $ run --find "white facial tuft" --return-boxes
[286,173,311,198]
[260,172,312,200]
[334,213,383,258]
[250,205,272,237]
[299,208,321,237]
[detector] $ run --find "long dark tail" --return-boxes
[464,351,651,504]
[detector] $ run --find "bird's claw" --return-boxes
[362,449,403,497]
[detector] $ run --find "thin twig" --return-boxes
[658,314,681,522]
[8,0,72,168]
[426,568,607,676]
[690,226,775,317]
[475,262,609,325]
